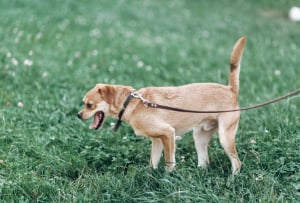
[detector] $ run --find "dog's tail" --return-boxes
[228,36,247,95]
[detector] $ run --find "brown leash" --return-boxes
[114,88,300,131]
[132,88,300,113]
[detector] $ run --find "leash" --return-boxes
[114,88,300,131]
[132,88,300,113]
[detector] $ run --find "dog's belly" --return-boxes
[174,118,218,136]
[132,114,218,138]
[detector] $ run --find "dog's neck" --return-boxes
[109,86,137,122]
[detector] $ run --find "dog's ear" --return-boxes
[98,85,115,104]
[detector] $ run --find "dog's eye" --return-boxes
[87,103,93,109]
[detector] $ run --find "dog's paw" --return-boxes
[165,162,176,172]
[197,159,209,169]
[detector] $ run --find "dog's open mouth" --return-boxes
[89,111,105,130]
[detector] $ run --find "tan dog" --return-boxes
[78,37,246,174]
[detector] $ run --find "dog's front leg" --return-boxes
[135,120,176,171]
[160,128,176,172]
[150,137,163,169]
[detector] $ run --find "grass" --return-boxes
[0,0,300,202]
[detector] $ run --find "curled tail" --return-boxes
[229,36,247,95]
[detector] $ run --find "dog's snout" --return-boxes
[77,112,82,119]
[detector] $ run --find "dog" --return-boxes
[77,36,246,174]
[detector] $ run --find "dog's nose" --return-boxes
[77,112,82,119]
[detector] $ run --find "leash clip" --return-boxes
[131,90,150,107]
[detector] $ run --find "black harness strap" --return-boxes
[113,90,135,132]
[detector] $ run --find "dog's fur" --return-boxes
[78,37,246,174]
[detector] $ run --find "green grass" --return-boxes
[0,0,300,202]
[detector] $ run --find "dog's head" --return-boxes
[77,84,115,130]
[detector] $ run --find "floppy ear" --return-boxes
[98,85,115,104]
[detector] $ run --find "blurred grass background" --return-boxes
[0,0,299,202]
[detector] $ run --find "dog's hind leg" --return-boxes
[150,137,163,169]
[193,120,217,168]
[218,115,241,174]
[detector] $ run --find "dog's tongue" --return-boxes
[89,112,100,129]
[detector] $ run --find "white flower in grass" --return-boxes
[181,156,185,162]
[28,50,34,56]
[67,60,73,66]
[289,7,300,22]
[35,32,43,40]
[90,29,101,38]
[264,128,269,133]
[42,72,48,78]
[24,59,33,66]
[6,52,12,58]
[75,51,81,58]
[137,61,144,68]
[175,136,182,141]
[11,58,18,66]
[18,102,24,108]
[255,174,263,181]
[274,69,281,76]
[91,49,98,56]
[110,122,115,128]
[145,65,152,72]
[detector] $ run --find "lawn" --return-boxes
[0,0,299,202]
